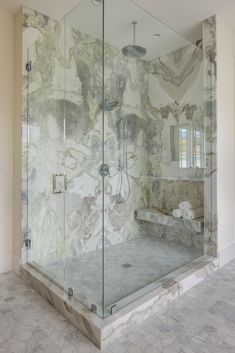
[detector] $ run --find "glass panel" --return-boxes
[26,0,210,321]
[27,21,66,287]
[103,0,204,316]
[63,0,104,317]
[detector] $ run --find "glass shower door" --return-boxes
[103,0,205,316]
[63,0,104,317]
[27,23,66,289]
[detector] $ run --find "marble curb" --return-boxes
[21,256,219,349]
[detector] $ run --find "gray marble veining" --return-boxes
[21,6,212,269]
[35,236,203,311]
[20,255,218,348]
[3,259,235,352]
[136,208,204,233]
[18,4,218,346]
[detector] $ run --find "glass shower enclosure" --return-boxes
[26,0,206,318]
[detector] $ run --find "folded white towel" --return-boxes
[182,207,204,220]
[178,199,202,211]
[172,209,183,218]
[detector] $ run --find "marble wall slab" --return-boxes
[146,42,204,180]
[23,7,150,266]
[19,5,218,347]
[202,17,217,257]
[137,42,205,248]
[148,178,204,213]
[20,4,217,297]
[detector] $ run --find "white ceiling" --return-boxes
[0,0,235,43]
[65,0,190,60]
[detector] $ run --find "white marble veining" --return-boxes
[21,6,210,269]
[34,236,203,312]
[3,258,235,352]
[136,208,204,233]
[20,255,218,348]
[18,5,218,347]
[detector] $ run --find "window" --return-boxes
[193,129,204,168]
[171,125,205,169]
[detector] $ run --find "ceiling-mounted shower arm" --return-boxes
[122,20,146,58]
[132,21,137,45]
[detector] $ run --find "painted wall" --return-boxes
[13,9,23,272]
[0,8,14,273]
[216,17,235,263]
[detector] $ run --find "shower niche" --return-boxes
[22,0,216,347]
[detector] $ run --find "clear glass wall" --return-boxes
[103,0,204,315]
[27,0,206,318]
[27,23,66,286]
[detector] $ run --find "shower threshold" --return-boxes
[21,255,218,348]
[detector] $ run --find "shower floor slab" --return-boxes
[36,236,203,312]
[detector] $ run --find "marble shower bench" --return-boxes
[135,208,204,233]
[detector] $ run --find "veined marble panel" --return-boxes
[20,6,218,347]
[146,42,204,180]
[23,7,149,266]
[136,209,204,233]
[203,17,217,257]
[148,178,204,213]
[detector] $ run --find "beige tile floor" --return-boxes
[1,260,235,353]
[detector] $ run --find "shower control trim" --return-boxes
[98,164,110,177]
[52,174,67,194]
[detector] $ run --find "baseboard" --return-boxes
[218,242,235,267]
[0,255,12,273]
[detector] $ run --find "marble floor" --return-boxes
[37,236,202,313]
[1,260,235,352]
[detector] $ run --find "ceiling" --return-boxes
[0,0,235,43]
[65,0,190,60]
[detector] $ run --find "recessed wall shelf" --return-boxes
[135,209,204,234]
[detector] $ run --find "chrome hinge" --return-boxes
[111,304,118,315]
[25,239,32,249]
[68,288,73,300]
[91,304,97,313]
[26,61,32,72]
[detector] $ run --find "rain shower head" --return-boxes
[122,21,147,59]
[122,45,147,59]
